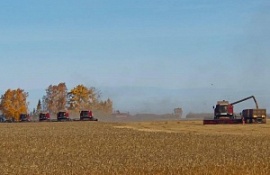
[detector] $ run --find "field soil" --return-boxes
[1,119,270,175]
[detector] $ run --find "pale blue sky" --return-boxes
[0,0,269,114]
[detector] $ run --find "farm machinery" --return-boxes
[0,115,7,122]
[79,110,98,121]
[57,111,71,121]
[39,112,51,121]
[0,109,98,123]
[0,113,31,122]
[19,113,31,122]
[203,96,267,125]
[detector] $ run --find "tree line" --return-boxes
[0,83,113,120]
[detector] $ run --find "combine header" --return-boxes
[203,96,267,125]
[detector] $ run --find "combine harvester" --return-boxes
[72,110,98,121]
[203,96,267,125]
[39,112,51,122]
[56,111,72,122]
[19,113,31,122]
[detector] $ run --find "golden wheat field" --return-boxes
[1,120,270,175]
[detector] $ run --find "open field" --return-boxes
[1,120,270,175]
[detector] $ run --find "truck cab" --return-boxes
[80,110,98,121]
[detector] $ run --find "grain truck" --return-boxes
[242,109,266,123]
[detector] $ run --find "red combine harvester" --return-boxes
[57,111,71,121]
[203,96,267,124]
[19,113,31,122]
[79,110,98,121]
[39,112,50,121]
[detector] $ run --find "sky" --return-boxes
[0,0,269,115]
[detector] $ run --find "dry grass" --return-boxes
[0,120,270,175]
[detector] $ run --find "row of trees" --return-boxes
[0,83,113,120]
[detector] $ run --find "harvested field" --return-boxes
[1,120,270,175]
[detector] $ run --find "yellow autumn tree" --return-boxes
[68,84,113,114]
[0,88,28,121]
[44,82,67,115]
[68,85,97,111]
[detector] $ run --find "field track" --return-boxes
[1,120,270,175]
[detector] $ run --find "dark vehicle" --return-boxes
[19,114,30,122]
[80,110,98,121]
[0,115,6,122]
[57,111,70,121]
[39,112,50,121]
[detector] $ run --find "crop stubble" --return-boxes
[0,121,270,175]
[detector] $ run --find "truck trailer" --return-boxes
[242,109,266,124]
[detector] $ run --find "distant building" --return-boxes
[174,108,183,118]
